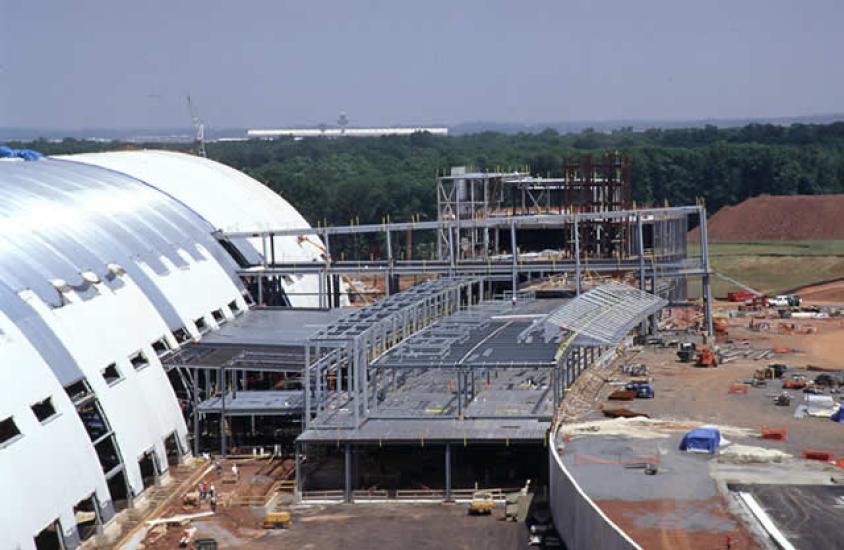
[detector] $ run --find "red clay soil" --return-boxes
[795,279,844,303]
[596,497,760,550]
[690,194,844,242]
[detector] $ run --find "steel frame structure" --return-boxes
[436,154,631,259]
[301,277,484,430]
[219,204,713,335]
[293,282,664,503]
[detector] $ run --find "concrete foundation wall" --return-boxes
[548,432,642,550]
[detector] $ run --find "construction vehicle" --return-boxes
[695,345,718,367]
[727,291,756,302]
[774,392,792,406]
[782,374,807,390]
[677,342,696,363]
[193,539,217,550]
[769,295,801,308]
[767,364,788,379]
[625,381,655,399]
[469,490,495,515]
[262,510,292,529]
[182,491,200,507]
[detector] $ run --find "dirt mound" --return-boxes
[692,194,844,242]
[795,279,844,303]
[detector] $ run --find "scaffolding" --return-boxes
[436,153,632,260]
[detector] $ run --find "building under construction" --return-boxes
[437,153,632,259]
[0,149,712,549]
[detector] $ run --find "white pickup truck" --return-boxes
[768,295,801,307]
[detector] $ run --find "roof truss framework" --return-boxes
[540,282,667,346]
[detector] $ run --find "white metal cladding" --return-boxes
[542,283,667,346]
[0,158,249,549]
[0,310,111,550]
[62,150,332,308]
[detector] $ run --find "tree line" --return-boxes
[14,122,844,226]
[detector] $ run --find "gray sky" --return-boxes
[1,0,842,129]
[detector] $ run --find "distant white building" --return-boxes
[247,127,449,139]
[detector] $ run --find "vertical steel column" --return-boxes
[259,233,267,305]
[192,368,199,457]
[445,443,452,501]
[573,215,581,295]
[304,344,310,428]
[456,370,462,418]
[385,229,393,297]
[361,333,369,417]
[219,367,227,458]
[352,339,360,427]
[637,214,648,335]
[344,443,352,503]
[447,221,456,271]
[510,222,518,296]
[699,206,714,337]
[294,443,302,501]
[315,343,322,414]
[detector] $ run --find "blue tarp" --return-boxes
[832,405,844,423]
[0,146,43,160]
[679,427,721,454]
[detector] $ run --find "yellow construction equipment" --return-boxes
[262,510,292,529]
[468,491,494,515]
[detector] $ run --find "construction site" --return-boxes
[2,148,843,550]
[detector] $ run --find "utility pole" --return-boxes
[187,95,207,157]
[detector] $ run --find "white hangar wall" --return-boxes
[64,150,332,308]
[0,158,249,549]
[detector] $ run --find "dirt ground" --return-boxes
[690,194,844,241]
[596,498,759,550]
[797,278,844,304]
[574,308,844,549]
[146,503,530,550]
[141,458,294,549]
[249,503,530,550]
[624,319,844,457]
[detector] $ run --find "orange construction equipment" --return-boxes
[760,426,787,441]
[695,346,719,367]
[802,449,835,462]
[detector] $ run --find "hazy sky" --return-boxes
[1,0,842,129]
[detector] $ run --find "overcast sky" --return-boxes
[1,0,842,129]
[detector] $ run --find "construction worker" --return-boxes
[231,463,239,481]
[210,494,217,513]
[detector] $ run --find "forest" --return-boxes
[16,122,844,227]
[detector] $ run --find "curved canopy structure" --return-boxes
[541,283,668,346]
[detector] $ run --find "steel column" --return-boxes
[344,443,352,503]
[574,215,581,295]
[445,443,452,501]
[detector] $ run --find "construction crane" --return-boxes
[714,271,762,297]
[186,95,207,157]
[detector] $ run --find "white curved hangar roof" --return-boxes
[64,150,330,308]
[0,158,249,550]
